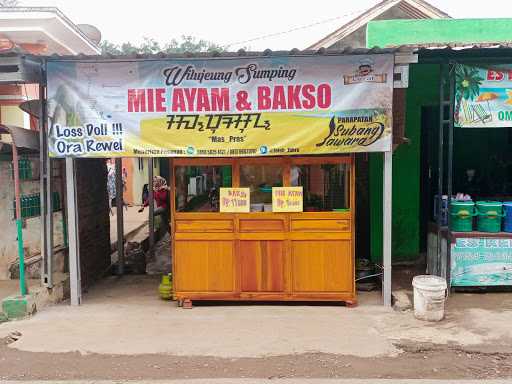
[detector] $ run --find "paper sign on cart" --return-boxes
[272,187,303,212]
[219,188,250,213]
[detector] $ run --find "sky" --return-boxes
[22,0,512,51]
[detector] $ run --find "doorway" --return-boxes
[419,105,440,253]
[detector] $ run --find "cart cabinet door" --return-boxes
[174,240,235,292]
[291,240,353,293]
[240,240,286,292]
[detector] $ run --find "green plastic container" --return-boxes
[476,201,504,233]
[449,200,475,232]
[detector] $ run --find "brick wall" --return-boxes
[76,159,110,289]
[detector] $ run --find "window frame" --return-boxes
[171,155,353,215]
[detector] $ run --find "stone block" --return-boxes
[1,295,36,320]
[392,290,413,312]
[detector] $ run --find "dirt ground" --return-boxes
[1,336,512,380]
[2,274,512,380]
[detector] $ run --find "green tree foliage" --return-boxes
[454,64,485,123]
[100,36,224,55]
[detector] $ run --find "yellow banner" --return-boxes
[135,111,390,157]
[272,187,303,212]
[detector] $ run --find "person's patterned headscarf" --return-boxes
[153,176,167,191]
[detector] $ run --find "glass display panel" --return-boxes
[291,163,350,212]
[239,164,283,212]
[175,166,232,212]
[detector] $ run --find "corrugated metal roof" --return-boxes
[41,47,402,61]
[393,42,512,50]
[38,44,512,61]
[3,44,512,64]
[412,43,512,61]
[0,125,39,152]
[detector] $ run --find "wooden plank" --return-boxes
[174,212,236,220]
[175,219,234,232]
[239,219,285,232]
[283,162,291,187]
[240,240,285,292]
[291,240,353,293]
[238,213,288,220]
[289,212,351,220]
[174,240,235,292]
[237,157,287,165]
[239,233,286,241]
[175,292,355,302]
[173,158,233,166]
[290,156,351,165]
[232,160,240,187]
[291,219,350,232]
[393,89,407,146]
[289,232,351,241]
[174,232,235,241]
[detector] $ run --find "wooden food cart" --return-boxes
[171,155,356,305]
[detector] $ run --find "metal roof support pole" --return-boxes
[436,63,447,277]
[38,60,54,288]
[44,102,54,289]
[446,64,455,287]
[148,158,155,258]
[65,157,81,305]
[12,144,26,296]
[39,80,48,288]
[44,154,54,288]
[383,150,393,307]
[115,158,124,275]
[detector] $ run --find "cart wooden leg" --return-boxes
[182,299,193,309]
[177,299,183,307]
[345,299,358,308]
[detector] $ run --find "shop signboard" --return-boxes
[46,54,394,158]
[219,188,250,213]
[455,64,512,128]
[450,237,512,286]
[272,187,303,212]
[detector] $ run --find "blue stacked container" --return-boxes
[503,202,512,233]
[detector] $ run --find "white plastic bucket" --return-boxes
[412,275,447,322]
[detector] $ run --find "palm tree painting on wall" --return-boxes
[454,64,486,126]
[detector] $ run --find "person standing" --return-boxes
[139,176,170,235]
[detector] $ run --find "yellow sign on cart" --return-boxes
[219,188,250,213]
[272,187,303,212]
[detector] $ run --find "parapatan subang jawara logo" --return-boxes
[316,116,385,148]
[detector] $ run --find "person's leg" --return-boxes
[154,206,165,216]
[153,207,168,236]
